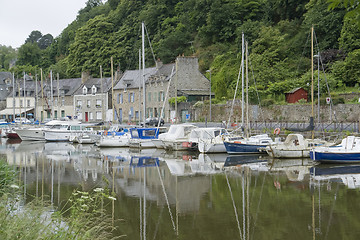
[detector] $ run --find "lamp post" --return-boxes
[206,69,212,122]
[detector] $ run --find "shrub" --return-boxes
[261,98,275,107]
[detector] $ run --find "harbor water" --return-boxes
[2,138,360,239]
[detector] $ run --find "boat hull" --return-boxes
[267,147,310,158]
[224,141,266,154]
[310,150,360,163]
[198,142,226,153]
[16,129,45,141]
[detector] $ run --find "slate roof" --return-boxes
[114,67,157,90]
[73,77,112,95]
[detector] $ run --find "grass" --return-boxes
[0,160,122,240]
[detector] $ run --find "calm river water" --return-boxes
[2,138,360,240]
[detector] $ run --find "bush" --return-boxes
[261,98,275,107]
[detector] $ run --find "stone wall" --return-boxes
[192,103,360,123]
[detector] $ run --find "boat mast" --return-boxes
[111,56,115,123]
[50,70,54,119]
[12,73,15,121]
[245,41,249,138]
[23,72,26,120]
[35,73,38,121]
[311,26,314,139]
[57,73,60,119]
[241,32,245,129]
[142,22,146,124]
[139,49,142,125]
[41,69,44,122]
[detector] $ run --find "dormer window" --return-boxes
[82,86,87,95]
[91,85,97,95]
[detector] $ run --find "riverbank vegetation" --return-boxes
[0,0,359,104]
[0,160,119,239]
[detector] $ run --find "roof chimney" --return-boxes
[81,71,91,83]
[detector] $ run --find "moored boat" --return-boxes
[310,136,360,163]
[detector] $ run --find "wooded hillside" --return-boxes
[1,0,360,103]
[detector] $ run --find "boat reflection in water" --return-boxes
[310,164,360,189]
[4,139,360,240]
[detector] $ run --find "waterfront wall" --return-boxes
[192,103,360,123]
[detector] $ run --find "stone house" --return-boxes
[0,75,37,121]
[113,56,210,123]
[36,77,83,121]
[0,72,13,110]
[73,73,114,122]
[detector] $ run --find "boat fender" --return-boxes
[273,128,280,135]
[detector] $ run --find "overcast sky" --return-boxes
[0,0,87,48]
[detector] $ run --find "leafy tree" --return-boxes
[328,0,360,26]
[67,15,115,77]
[38,34,54,50]
[17,43,41,66]
[331,49,360,86]
[0,45,16,70]
[339,16,360,52]
[25,30,42,44]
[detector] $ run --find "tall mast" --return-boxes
[41,69,44,122]
[245,41,249,138]
[311,26,314,139]
[23,72,26,120]
[139,48,142,124]
[100,65,105,122]
[35,73,38,121]
[241,32,245,129]
[57,73,60,119]
[12,73,15,121]
[111,56,114,122]
[142,22,146,123]
[50,70,54,119]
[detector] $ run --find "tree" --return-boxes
[25,30,42,44]
[0,45,16,70]
[332,49,360,86]
[328,0,360,26]
[38,34,54,50]
[339,16,360,52]
[17,43,41,66]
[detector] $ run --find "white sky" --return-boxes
[0,0,87,48]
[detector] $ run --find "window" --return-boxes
[55,99,58,107]
[120,93,123,104]
[154,92,157,102]
[96,99,101,107]
[27,99,30,107]
[96,111,102,120]
[82,86,87,95]
[77,100,82,107]
[87,100,91,108]
[148,92,151,102]
[160,91,164,101]
[91,85,97,95]
[130,92,135,102]
[128,92,131,103]
[20,100,23,107]
[89,112,93,120]
[61,110,65,118]
[62,97,65,106]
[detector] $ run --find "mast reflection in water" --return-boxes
[2,138,360,240]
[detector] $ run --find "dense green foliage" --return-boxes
[1,0,360,102]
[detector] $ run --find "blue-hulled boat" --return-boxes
[310,136,360,163]
[129,127,166,148]
[224,134,273,154]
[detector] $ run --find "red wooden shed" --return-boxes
[285,87,308,103]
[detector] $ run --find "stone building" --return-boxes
[114,56,210,123]
[73,74,113,122]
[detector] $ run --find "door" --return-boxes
[85,112,88,122]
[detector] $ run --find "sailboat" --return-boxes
[264,27,332,158]
[224,33,274,154]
